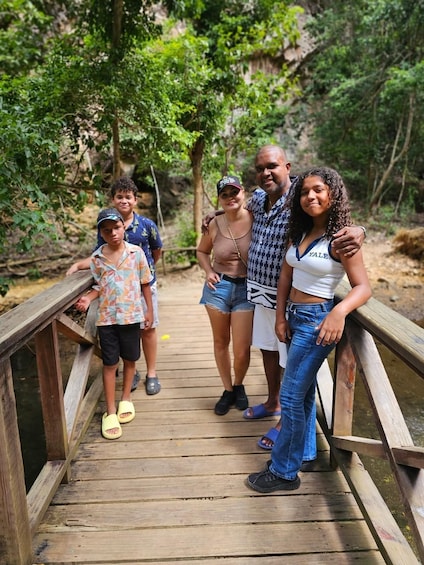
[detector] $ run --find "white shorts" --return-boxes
[141,281,159,329]
[252,304,288,368]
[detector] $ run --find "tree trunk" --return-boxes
[112,114,121,180]
[112,0,123,50]
[190,137,205,243]
[370,93,415,211]
[111,1,124,180]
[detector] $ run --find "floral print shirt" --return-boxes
[91,241,152,326]
[97,212,162,285]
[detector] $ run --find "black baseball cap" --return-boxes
[96,208,124,227]
[216,175,243,196]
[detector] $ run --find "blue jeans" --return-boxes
[270,300,335,480]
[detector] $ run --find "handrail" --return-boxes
[316,280,424,564]
[0,275,423,564]
[0,271,100,565]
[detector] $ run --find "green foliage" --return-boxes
[0,276,12,297]
[176,211,198,248]
[172,209,198,264]
[302,0,424,211]
[0,77,73,252]
[83,0,159,52]
[160,0,302,214]
[0,0,52,75]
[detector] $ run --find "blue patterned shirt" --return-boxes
[246,184,293,309]
[97,212,162,285]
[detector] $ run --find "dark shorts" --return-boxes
[98,324,141,366]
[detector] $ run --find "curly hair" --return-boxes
[286,167,352,245]
[110,176,138,197]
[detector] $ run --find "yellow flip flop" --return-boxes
[117,400,135,424]
[101,413,122,440]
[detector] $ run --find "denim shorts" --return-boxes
[200,276,254,313]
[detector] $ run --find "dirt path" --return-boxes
[360,231,423,322]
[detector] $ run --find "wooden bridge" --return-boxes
[1,271,424,564]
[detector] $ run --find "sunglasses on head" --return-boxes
[219,187,241,199]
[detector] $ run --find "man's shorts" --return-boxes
[252,303,288,368]
[98,323,141,366]
[141,281,159,329]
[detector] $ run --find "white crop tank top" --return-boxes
[285,235,345,299]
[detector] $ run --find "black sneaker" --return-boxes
[233,384,248,410]
[214,390,236,415]
[246,469,300,493]
[130,370,141,392]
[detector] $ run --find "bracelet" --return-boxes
[359,225,367,238]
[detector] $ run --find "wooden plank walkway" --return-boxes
[32,280,384,564]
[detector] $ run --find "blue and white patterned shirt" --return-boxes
[246,184,293,309]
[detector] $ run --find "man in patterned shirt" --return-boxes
[243,145,365,453]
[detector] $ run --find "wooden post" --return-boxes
[35,321,69,482]
[0,358,33,565]
[333,328,357,437]
[331,327,357,470]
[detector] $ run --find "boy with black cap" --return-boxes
[75,208,153,440]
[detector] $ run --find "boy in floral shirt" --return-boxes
[75,208,153,440]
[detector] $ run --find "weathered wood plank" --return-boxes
[56,313,100,351]
[27,461,68,535]
[27,376,104,536]
[347,321,424,558]
[0,270,93,357]
[333,436,386,459]
[392,446,424,468]
[50,470,349,504]
[64,344,96,438]
[0,358,33,565]
[336,279,424,376]
[32,522,378,562]
[35,322,69,465]
[332,449,419,564]
[333,436,424,469]
[65,456,345,486]
[53,555,384,565]
[41,493,364,530]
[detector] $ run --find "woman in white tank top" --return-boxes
[247,167,371,493]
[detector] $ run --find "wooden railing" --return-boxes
[323,280,424,564]
[0,274,423,564]
[0,271,99,565]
